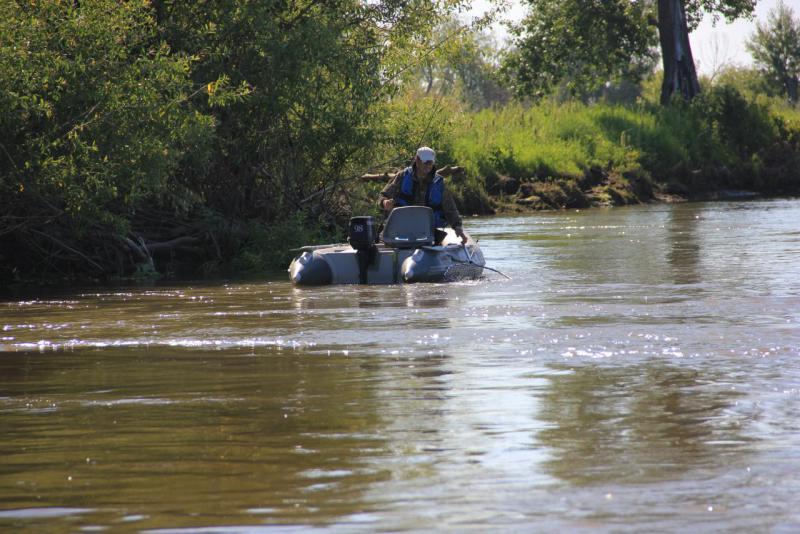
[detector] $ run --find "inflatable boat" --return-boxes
[289,206,485,285]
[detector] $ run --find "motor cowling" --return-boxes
[348,216,377,251]
[348,216,378,284]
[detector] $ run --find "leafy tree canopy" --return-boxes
[150,0,473,219]
[398,15,509,109]
[683,0,757,27]
[746,0,800,103]
[0,0,212,239]
[504,0,758,102]
[503,0,658,99]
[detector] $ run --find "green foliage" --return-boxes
[503,0,658,100]
[0,1,209,220]
[399,15,509,109]
[376,90,465,168]
[709,66,778,100]
[745,1,800,103]
[683,0,758,28]
[428,83,800,201]
[505,0,758,103]
[690,84,779,160]
[0,0,213,280]
[444,102,641,179]
[153,0,473,222]
[231,213,339,273]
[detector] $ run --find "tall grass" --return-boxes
[448,103,653,178]
[419,87,800,194]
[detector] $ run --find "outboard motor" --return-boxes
[348,216,376,250]
[348,216,377,284]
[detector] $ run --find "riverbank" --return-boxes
[433,89,800,216]
[462,167,777,216]
[5,82,800,287]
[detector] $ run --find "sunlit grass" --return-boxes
[375,86,800,213]
[446,102,658,179]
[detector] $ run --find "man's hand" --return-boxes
[381,198,395,212]
[455,227,467,244]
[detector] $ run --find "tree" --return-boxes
[746,1,800,103]
[403,16,509,109]
[505,0,758,104]
[0,0,212,281]
[150,0,474,219]
[658,0,701,103]
[503,0,658,100]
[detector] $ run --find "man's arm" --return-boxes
[441,188,463,230]
[441,188,467,243]
[378,171,403,212]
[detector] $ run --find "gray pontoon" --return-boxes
[289,206,485,285]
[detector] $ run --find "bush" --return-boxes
[690,84,779,161]
[0,1,213,282]
[231,213,340,274]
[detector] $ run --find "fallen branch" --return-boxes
[360,165,465,182]
[31,229,105,272]
[359,172,392,183]
[122,236,149,261]
[300,165,468,205]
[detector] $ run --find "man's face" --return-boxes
[415,156,434,176]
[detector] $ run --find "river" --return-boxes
[1,199,799,532]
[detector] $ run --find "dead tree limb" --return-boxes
[360,165,465,182]
[30,229,105,272]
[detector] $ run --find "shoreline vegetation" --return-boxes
[6,88,800,289]
[3,2,800,288]
[421,89,800,217]
[6,91,800,290]
[363,89,800,231]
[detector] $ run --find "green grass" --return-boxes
[412,88,800,197]
[358,83,800,219]
[444,102,663,181]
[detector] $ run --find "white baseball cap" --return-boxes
[416,146,435,163]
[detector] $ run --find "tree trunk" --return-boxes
[785,76,799,104]
[658,0,701,105]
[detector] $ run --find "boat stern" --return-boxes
[289,251,333,285]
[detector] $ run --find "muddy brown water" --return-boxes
[1,199,799,532]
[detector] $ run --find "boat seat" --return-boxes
[382,206,436,248]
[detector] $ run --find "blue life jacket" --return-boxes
[395,166,447,227]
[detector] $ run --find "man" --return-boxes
[378,146,467,244]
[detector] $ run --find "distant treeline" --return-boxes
[1,1,799,285]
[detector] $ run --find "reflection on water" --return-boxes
[539,363,751,485]
[0,347,391,530]
[666,203,702,285]
[1,199,800,531]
